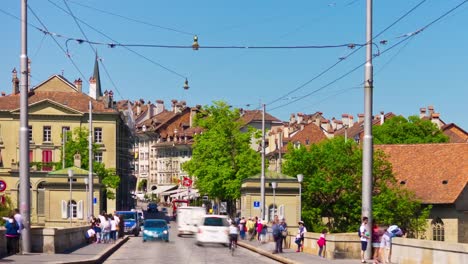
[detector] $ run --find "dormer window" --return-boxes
[442,180,448,185]
[400,180,406,185]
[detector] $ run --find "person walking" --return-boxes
[280,218,288,250]
[250,216,258,241]
[239,217,246,240]
[4,215,19,256]
[296,221,307,252]
[360,217,370,263]
[256,219,264,242]
[272,216,284,254]
[372,223,384,264]
[13,209,23,254]
[92,218,102,243]
[317,229,327,258]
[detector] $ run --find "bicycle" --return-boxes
[230,238,236,256]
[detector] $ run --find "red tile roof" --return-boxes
[376,143,468,204]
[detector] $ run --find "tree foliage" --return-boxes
[62,127,120,199]
[283,137,429,235]
[373,115,449,144]
[181,101,261,204]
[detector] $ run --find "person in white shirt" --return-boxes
[228,222,239,250]
[110,214,117,243]
[360,217,370,263]
[13,209,23,254]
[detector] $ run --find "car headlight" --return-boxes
[163,230,168,234]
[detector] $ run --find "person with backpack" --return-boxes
[272,215,284,254]
[296,221,307,252]
[4,214,20,255]
[317,228,327,258]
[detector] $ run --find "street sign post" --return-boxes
[253,201,260,208]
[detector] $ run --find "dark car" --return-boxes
[147,203,158,213]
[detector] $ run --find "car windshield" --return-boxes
[203,217,229,227]
[145,221,167,228]
[118,212,136,220]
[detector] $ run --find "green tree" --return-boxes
[283,137,429,235]
[0,196,15,225]
[62,127,120,199]
[181,101,261,215]
[373,115,449,144]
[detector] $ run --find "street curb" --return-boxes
[55,236,130,264]
[237,241,300,264]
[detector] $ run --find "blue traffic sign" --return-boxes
[93,197,97,204]
[253,201,260,208]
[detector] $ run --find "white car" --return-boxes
[195,215,229,246]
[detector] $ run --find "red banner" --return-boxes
[182,177,192,187]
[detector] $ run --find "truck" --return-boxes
[176,206,206,237]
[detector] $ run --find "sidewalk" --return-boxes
[238,238,360,264]
[0,236,128,264]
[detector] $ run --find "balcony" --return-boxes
[30,162,57,172]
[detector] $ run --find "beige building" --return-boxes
[0,65,133,226]
[241,172,302,224]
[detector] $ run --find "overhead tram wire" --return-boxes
[66,0,195,36]
[269,0,468,112]
[26,6,88,84]
[47,0,188,80]
[265,0,429,108]
[61,0,124,100]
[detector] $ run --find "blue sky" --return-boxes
[1,0,467,130]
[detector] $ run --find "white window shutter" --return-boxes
[77,200,84,219]
[279,205,285,219]
[61,200,68,219]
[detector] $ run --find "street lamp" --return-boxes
[68,169,73,226]
[297,174,303,222]
[84,178,89,221]
[271,182,277,217]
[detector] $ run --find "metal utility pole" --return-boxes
[362,0,374,260]
[260,104,266,220]
[62,128,67,169]
[88,101,93,219]
[19,0,31,253]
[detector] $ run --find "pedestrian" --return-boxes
[113,212,121,240]
[239,217,246,240]
[246,217,254,240]
[93,217,102,243]
[272,215,284,254]
[360,216,370,263]
[109,214,117,243]
[250,216,258,241]
[296,221,307,252]
[317,228,327,258]
[372,223,384,264]
[4,214,19,256]
[256,219,263,242]
[101,214,111,243]
[280,218,288,250]
[13,208,23,254]
[85,225,96,244]
[118,214,124,238]
[380,228,391,264]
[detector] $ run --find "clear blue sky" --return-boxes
[1,0,467,130]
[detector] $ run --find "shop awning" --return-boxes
[151,185,178,195]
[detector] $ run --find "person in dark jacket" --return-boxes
[4,214,20,255]
[118,214,124,238]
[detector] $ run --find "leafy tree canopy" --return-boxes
[181,101,261,202]
[62,127,120,199]
[283,137,430,235]
[373,115,449,144]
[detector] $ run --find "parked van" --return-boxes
[177,206,206,236]
[116,211,141,236]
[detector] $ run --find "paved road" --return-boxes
[104,224,279,264]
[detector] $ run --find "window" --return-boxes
[37,182,45,215]
[432,217,445,241]
[28,125,33,142]
[95,152,103,163]
[42,150,53,171]
[94,128,102,143]
[68,200,77,218]
[43,126,51,142]
[29,150,33,162]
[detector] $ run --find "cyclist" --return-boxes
[228,221,239,250]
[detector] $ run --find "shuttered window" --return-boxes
[37,182,45,215]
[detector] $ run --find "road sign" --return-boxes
[0,180,6,192]
[253,201,260,208]
[93,197,97,204]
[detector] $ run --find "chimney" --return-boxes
[73,153,81,168]
[108,90,114,108]
[89,76,97,99]
[297,113,304,124]
[428,105,435,116]
[349,115,354,127]
[431,113,442,129]
[358,113,364,123]
[190,107,198,127]
[290,113,296,124]
[419,108,427,118]
[156,100,165,114]
[380,111,385,125]
[171,99,178,112]
[1,92,5,96]
[320,119,330,132]
[341,114,349,127]
[136,102,141,116]
[74,78,83,93]
[12,68,19,94]
[175,102,183,113]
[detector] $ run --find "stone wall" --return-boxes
[0,225,88,258]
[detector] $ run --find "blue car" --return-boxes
[142,219,170,242]
[116,211,140,237]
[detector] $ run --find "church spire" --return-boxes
[89,53,102,99]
